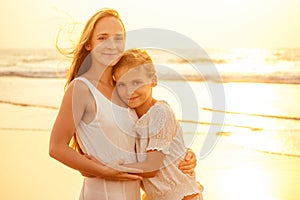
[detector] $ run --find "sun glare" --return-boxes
[218,162,279,200]
[224,82,281,116]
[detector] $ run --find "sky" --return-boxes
[0,0,300,49]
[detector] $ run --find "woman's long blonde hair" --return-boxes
[56,8,126,89]
[56,8,126,153]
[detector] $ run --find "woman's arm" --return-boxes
[49,81,142,181]
[178,148,197,175]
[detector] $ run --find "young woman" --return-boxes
[112,48,203,200]
[49,8,198,199]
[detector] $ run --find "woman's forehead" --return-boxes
[94,16,125,35]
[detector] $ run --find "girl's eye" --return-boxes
[133,81,142,86]
[117,83,125,87]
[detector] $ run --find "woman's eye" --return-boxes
[114,36,124,41]
[98,36,107,41]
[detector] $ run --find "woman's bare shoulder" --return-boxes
[66,79,90,95]
[59,80,92,108]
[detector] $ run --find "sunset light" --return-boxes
[1,0,300,199]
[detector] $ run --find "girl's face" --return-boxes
[114,66,154,109]
[86,16,125,67]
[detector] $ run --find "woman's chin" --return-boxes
[108,55,122,66]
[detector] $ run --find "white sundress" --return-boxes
[75,77,141,200]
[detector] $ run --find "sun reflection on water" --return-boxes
[220,167,279,200]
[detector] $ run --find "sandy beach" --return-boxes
[197,140,300,200]
[1,76,300,200]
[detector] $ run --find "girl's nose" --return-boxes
[127,87,134,96]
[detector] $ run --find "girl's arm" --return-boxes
[122,150,165,178]
[49,81,142,181]
[84,149,197,178]
[123,103,197,178]
[123,149,197,178]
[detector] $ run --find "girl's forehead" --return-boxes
[116,66,149,81]
[116,66,138,78]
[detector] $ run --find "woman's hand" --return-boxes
[82,154,143,181]
[178,148,197,176]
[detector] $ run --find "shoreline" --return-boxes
[1,76,300,200]
[1,129,300,200]
[197,137,300,200]
[1,73,300,85]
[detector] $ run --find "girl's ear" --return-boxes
[151,75,158,87]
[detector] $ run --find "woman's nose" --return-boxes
[105,37,117,49]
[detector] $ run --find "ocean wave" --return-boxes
[0,70,66,78]
[156,70,300,84]
[1,48,300,84]
[219,73,300,84]
[0,48,62,67]
[203,107,300,121]
[0,127,51,132]
[228,130,300,158]
[200,107,300,157]
[0,100,58,109]
[179,119,262,132]
[21,57,57,63]
[167,57,229,64]
[1,69,300,84]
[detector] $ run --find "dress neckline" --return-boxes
[76,76,128,110]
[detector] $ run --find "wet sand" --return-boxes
[1,76,300,200]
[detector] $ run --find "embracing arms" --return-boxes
[122,150,165,178]
[179,148,197,175]
[82,147,197,179]
[49,81,142,181]
[121,103,198,178]
[121,148,197,178]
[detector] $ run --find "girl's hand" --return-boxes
[178,148,197,176]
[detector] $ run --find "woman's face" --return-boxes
[87,16,125,67]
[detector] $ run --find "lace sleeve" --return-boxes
[147,103,177,154]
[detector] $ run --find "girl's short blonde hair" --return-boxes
[112,48,156,81]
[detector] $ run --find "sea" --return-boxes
[0,47,299,158]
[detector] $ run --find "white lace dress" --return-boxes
[134,101,201,200]
[75,77,141,200]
